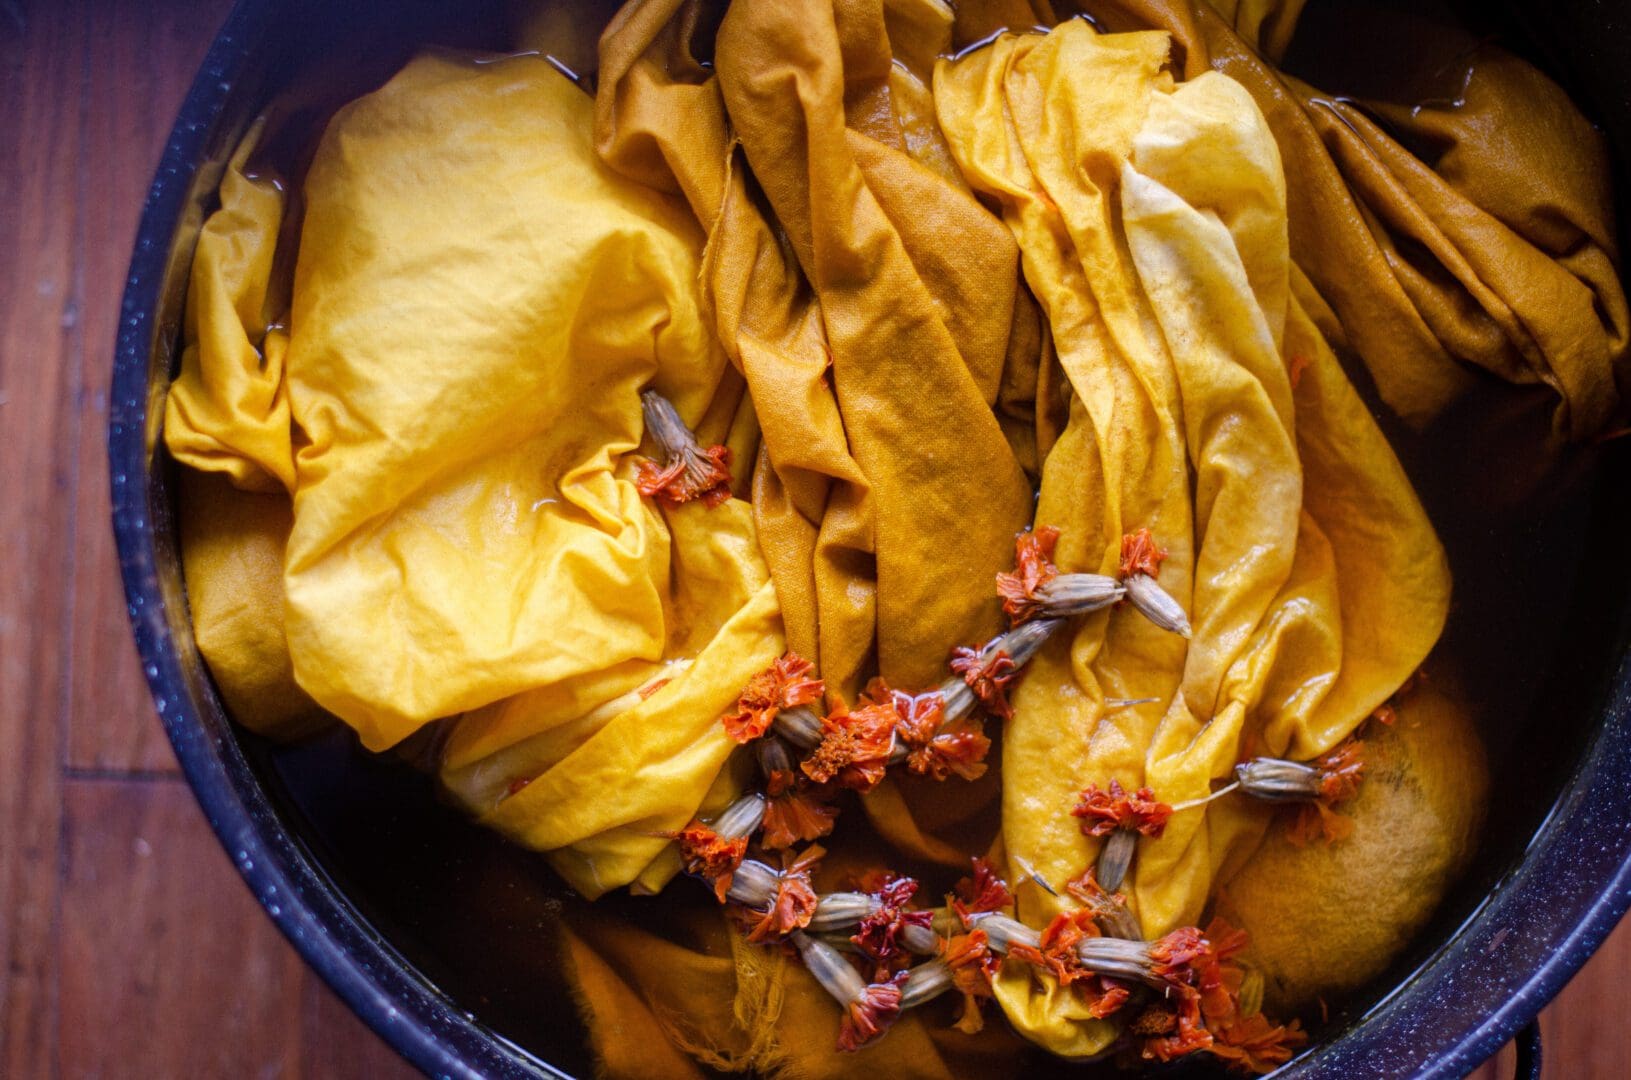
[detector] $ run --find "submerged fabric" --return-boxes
[934,20,1450,1055]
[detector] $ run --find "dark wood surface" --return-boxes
[0,1,1625,1077]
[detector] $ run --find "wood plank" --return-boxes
[0,2,88,1076]
[300,970,423,1079]
[63,0,234,774]
[58,777,417,1078]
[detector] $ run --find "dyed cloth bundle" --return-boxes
[162,0,1626,1074]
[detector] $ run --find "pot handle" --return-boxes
[1513,1020,1542,1080]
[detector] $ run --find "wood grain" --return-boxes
[0,2,86,1074]
[0,0,1627,1077]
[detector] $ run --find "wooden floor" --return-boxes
[0,1,1626,1077]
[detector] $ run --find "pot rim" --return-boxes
[109,2,1631,1077]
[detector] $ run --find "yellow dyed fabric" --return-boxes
[595,0,1036,707]
[935,21,1449,1056]
[163,121,318,738]
[1088,0,1630,437]
[164,118,297,494]
[556,854,1031,1080]
[178,467,328,739]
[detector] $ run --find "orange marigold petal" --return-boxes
[721,653,825,745]
[949,646,1018,721]
[1071,779,1173,838]
[1119,528,1169,578]
[996,526,1062,625]
[666,823,748,903]
[836,973,907,1052]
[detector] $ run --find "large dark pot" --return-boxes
[110,1,1631,1076]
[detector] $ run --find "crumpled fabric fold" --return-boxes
[1086,0,1630,437]
[934,19,1450,1056]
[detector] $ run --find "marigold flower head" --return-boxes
[997,526,1062,625]
[941,930,1000,1034]
[836,971,908,1052]
[744,845,823,943]
[874,681,991,781]
[851,875,933,962]
[1072,779,1173,839]
[666,822,748,903]
[952,857,1013,925]
[949,645,1019,721]
[1119,528,1169,578]
[721,653,824,744]
[760,768,839,850]
[636,444,734,508]
[636,391,733,508]
[1286,739,1365,847]
[801,698,898,792]
[1209,1012,1309,1074]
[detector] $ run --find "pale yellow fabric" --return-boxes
[935,21,1449,1056]
[164,117,298,493]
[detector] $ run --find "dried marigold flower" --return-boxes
[636,390,734,508]
[942,930,1000,1035]
[837,971,909,1053]
[801,698,898,793]
[666,822,748,903]
[1140,989,1213,1063]
[996,526,1062,625]
[877,681,991,782]
[1195,916,1250,1028]
[949,645,1019,721]
[722,653,825,744]
[1007,910,1135,1019]
[744,845,823,943]
[1315,740,1365,803]
[1065,866,1141,940]
[1149,925,1211,988]
[952,857,1014,926]
[851,875,934,963]
[1209,1012,1309,1075]
[1119,528,1168,579]
[760,768,839,851]
[1286,739,1366,847]
[1072,779,1173,839]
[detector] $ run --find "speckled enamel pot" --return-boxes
[111,1,1631,1076]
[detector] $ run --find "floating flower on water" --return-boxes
[1209,1012,1309,1075]
[722,653,825,744]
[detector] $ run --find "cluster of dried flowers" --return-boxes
[642,396,1369,1069]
